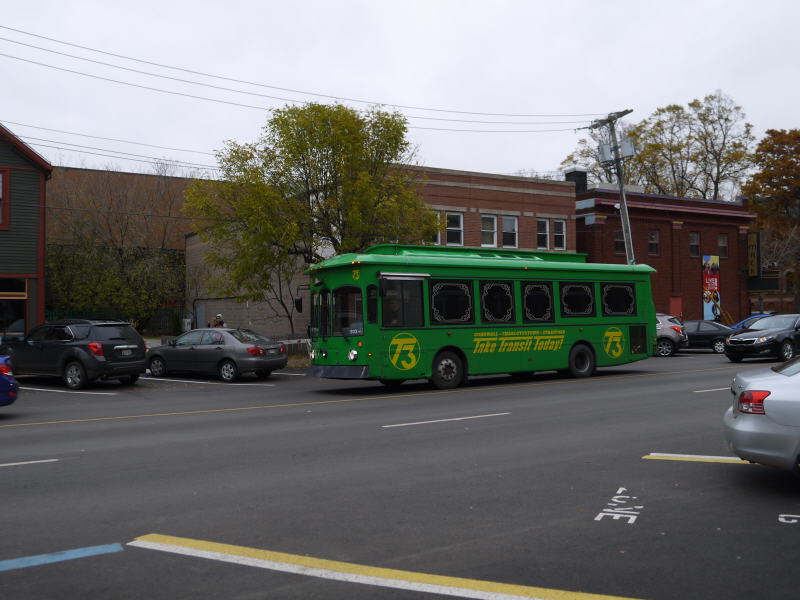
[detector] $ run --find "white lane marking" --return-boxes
[644,452,745,463]
[382,413,510,429]
[19,387,117,396]
[140,377,273,387]
[693,387,730,393]
[0,459,59,468]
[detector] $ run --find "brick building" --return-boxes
[570,171,755,322]
[187,167,578,336]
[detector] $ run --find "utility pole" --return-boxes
[590,110,636,265]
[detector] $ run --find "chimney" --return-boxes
[564,167,587,194]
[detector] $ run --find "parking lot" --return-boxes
[1,351,799,599]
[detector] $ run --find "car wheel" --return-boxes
[779,340,795,362]
[63,361,88,390]
[430,351,463,390]
[655,338,675,357]
[568,344,595,378]
[255,369,272,379]
[119,373,139,385]
[712,339,726,354]
[148,356,167,377]
[727,354,743,363]
[219,359,239,382]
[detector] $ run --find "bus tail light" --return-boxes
[738,390,770,414]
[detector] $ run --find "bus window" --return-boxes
[522,282,554,323]
[366,285,377,324]
[333,286,364,336]
[382,280,424,328]
[430,279,474,325]
[561,282,595,317]
[320,290,331,337]
[480,281,514,323]
[601,283,637,316]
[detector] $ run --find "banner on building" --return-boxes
[702,255,721,320]
[747,232,760,277]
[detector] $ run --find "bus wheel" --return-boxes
[568,344,595,378]
[380,379,404,388]
[431,351,463,389]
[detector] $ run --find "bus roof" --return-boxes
[308,244,655,275]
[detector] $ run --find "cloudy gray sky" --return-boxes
[3,1,797,179]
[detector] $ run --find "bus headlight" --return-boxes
[348,349,358,361]
[309,349,316,360]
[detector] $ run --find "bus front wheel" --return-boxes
[568,344,595,378]
[431,351,463,389]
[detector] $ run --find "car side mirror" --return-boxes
[294,297,303,313]
[169,340,177,347]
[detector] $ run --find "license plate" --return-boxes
[121,349,132,357]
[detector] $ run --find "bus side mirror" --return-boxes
[294,297,303,313]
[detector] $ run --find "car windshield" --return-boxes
[229,329,272,343]
[773,357,800,376]
[749,315,798,330]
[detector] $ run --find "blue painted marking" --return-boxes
[0,543,123,572]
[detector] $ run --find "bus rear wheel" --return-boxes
[568,344,595,378]
[430,351,463,389]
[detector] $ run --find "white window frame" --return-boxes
[446,212,463,246]
[502,216,518,248]
[536,218,549,250]
[480,215,497,247]
[553,219,566,250]
[718,233,729,258]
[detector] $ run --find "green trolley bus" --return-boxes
[304,244,656,389]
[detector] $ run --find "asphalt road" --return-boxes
[1,352,798,599]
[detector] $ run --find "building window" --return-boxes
[648,230,660,255]
[718,233,729,258]
[689,232,700,257]
[446,212,463,246]
[0,169,8,229]
[614,229,625,254]
[537,218,549,249]
[553,219,566,250]
[502,216,518,248]
[481,215,496,247]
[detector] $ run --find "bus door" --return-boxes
[378,274,426,379]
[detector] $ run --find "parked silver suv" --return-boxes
[655,313,688,357]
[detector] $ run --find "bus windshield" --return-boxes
[333,286,363,336]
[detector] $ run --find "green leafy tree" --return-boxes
[183,103,439,332]
[562,91,753,201]
[743,128,800,309]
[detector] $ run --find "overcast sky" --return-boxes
[3,1,797,180]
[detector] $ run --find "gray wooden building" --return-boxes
[0,123,52,339]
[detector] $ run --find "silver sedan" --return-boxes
[147,328,288,382]
[724,357,800,471]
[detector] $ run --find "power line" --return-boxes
[0,24,606,119]
[1,36,593,126]
[1,119,215,155]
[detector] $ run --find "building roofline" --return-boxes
[0,122,53,174]
[585,185,745,207]
[406,164,572,187]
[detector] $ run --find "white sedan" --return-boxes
[724,357,800,471]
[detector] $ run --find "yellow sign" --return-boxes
[352,269,361,280]
[388,333,420,371]
[603,327,625,358]
[471,330,565,354]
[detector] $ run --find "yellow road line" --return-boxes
[643,453,748,464]
[2,364,741,430]
[128,533,642,600]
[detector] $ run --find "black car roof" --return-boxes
[47,319,132,326]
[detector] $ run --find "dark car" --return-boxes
[0,319,146,389]
[683,320,736,353]
[724,314,800,363]
[146,328,288,382]
[0,355,19,406]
